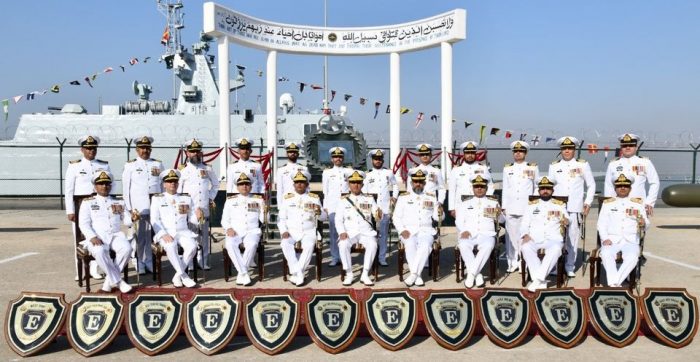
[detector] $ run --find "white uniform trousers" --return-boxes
[339,235,377,273]
[281,234,317,276]
[522,239,563,282]
[377,214,391,263]
[160,234,198,278]
[196,220,211,268]
[504,214,523,268]
[458,235,495,276]
[328,213,340,262]
[401,232,434,276]
[224,233,260,275]
[600,242,640,286]
[131,216,153,272]
[565,212,582,273]
[85,234,132,287]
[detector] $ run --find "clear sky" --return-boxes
[1,0,699,147]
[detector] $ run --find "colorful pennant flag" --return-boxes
[490,127,500,136]
[431,115,439,122]
[26,92,35,101]
[519,133,527,141]
[278,77,289,82]
[400,107,411,115]
[119,65,125,72]
[103,67,113,73]
[330,90,336,102]
[344,94,352,102]
[415,112,424,128]
[479,125,486,144]
[69,80,81,86]
[311,84,323,90]
[532,135,541,146]
[84,76,93,88]
[545,137,556,143]
[505,131,512,139]
[161,26,170,45]
[256,70,263,77]
[2,99,9,121]
[143,56,151,63]
[129,58,138,65]
[360,98,366,105]
[298,82,305,92]
[464,121,472,129]
[587,143,598,154]
[50,85,60,93]
[385,105,390,113]
[374,102,380,119]
[12,95,22,104]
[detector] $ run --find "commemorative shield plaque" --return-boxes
[67,294,124,356]
[127,293,183,355]
[365,291,417,351]
[245,295,299,355]
[533,289,586,348]
[479,289,530,348]
[587,288,640,347]
[184,293,240,355]
[423,291,475,350]
[641,288,698,348]
[305,294,360,353]
[4,292,67,357]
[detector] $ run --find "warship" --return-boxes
[0,0,368,196]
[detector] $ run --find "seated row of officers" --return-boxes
[67,132,655,292]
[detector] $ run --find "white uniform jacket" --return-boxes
[519,198,570,243]
[335,193,380,239]
[392,191,443,236]
[455,196,500,237]
[362,168,398,215]
[604,156,660,206]
[122,157,164,214]
[78,195,131,244]
[278,192,326,241]
[597,197,650,245]
[221,194,266,237]
[178,162,219,217]
[502,162,540,216]
[548,158,595,213]
[150,193,198,241]
[65,158,111,214]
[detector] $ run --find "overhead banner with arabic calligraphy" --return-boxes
[203,2,466,55]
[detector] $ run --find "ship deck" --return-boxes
[1,201,698,360]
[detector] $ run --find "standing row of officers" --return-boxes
[66,132,657,292]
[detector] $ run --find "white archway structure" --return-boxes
[203,2,466,179]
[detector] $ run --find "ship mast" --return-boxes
[157,0,185,102]
[323,0,329,112]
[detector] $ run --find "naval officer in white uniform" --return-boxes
[278,171,326,286]
[275,142,309,204]
[322,146,352,266]
[407,143,446,204]
[604,133,659,216]
[455,175,501,288]
[336,170,380,286]
[449,141,494,217]
[520,176,570,292]
[66,135,111,280]
[221,172,266,286]
[501,140,540,273]
[78,171,133,293]
[362,149,398,266]
[393,170,444,287]
[122,136,163,274]
[548,136,595,277]
[178,138,219,270]
[598,173,650,287]
[150,169,199,288]
[226,137,265,194]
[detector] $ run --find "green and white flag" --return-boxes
[2,99,9,121]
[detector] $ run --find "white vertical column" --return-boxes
[266,50,278,173]
[389,52,401,182]
[440,42,453,179]
[217,36,230,180]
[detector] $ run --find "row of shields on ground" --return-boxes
[5,287,698,357]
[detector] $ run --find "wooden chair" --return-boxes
[588,196,646,292]
[454,220,501,285]
[74,195,128,293]
[520,196,569,288]
[281,221,324,282]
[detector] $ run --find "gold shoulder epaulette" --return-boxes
[113,196,123,200]
[613,157,620,161]
[253,194,263,199]
[84,196,95,201]
[461,195,474,201]
[399,191,409,196]
[96,159,108,163]
[527,162,537,167]
[551,159,560,165]
[69,159,81,164]
[152,193,163,197]
[577,158,587,163]
[127,159,136,163]
[604,197,616,203]
[284,193,295,199]
[505,162,513,167]
[341,194,349,199]
[426,192,436,197]
[151,158,161,162]
[630,197,643,204]
[529,199,539,205]
[487,196,498,201]
[227,194,238,199]
[180,193,190,197]
[308,192,319,198]
[177,164,186,170]
[552,199,565,205]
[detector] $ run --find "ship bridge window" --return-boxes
[304,124,317,135]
